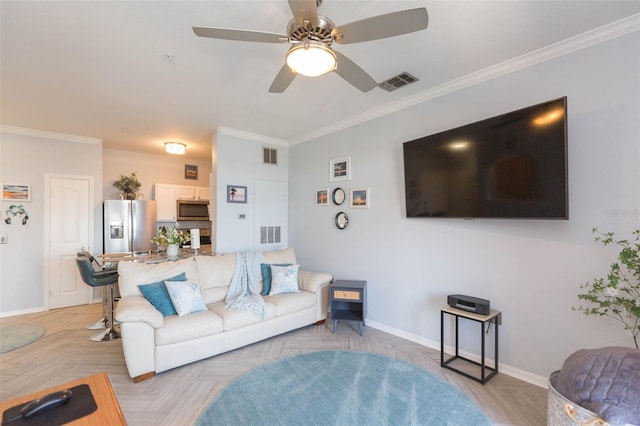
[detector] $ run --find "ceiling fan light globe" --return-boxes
[165,142,186,155]
[286,42,336,77]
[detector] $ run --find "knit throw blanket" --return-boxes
[225,251,265,319]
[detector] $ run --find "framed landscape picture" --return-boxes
[2,184,31,201]
[185,164,198,180]
[329,156,351,182]
[227,185,247,203]
[316,189,328,205]
[350,187,370,209]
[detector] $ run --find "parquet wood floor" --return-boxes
[0,304,547,425]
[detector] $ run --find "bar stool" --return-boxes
[75,252,120,341]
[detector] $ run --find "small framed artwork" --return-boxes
[185,164,198,180]
[315,189,328,205]
[350,187,370,209]
[329,156,351,182]
[227,185,247,203]
[2,184,31,202]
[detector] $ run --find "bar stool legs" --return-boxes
[85,298,108,330]
[90,283,120,342]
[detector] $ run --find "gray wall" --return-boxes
[288,32,639,384]
[0,129,103,314]
[103,149,212,201]
[214,129,289,253]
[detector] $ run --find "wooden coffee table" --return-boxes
[0,372,125,425]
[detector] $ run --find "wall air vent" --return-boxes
[260,226,281,244]
[263,147,277,165]
[378,72,419,92]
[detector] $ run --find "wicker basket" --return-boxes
[547,371,608,426]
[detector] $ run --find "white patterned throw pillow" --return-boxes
[269,264,300,295]
[165,280,207,316]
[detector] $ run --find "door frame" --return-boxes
[43,173,95,310]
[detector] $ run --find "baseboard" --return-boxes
[0,306,45,318]
[366,319,549,389]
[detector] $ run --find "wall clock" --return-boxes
[332,188,345,205]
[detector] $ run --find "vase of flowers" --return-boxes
[573,228,640,348]
[113,172,142,200]
[151,224,190,258]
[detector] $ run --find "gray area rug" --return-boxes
[0,325,46,354]
[196,350,491,426]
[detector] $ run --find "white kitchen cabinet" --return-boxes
[155,184,178,222]
[154,184,210,222]
[195,186,210,200]
[176,186,195,200]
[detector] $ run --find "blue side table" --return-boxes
[330,280,367,335]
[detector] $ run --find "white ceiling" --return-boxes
[1,1,639,162]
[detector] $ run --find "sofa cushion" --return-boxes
[118,258,198,297]
[269,264,300,295]
[265,291,316,316]
[138,272,187,316]
[165,280,207,317]
[155,310,223,346]
[260,263,292,295]
[208,301,277,332]
[262,248,297,265]
[194,254,236,291]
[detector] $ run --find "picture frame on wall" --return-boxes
[185,164,198,180]
[329,156,351,182]
[315,189,328,205]
[227,185,247,203]
[350,187,370,209]
[2,184,31,202]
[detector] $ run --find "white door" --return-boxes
[46,175,94,309]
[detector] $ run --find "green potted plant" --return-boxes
[573,228,640,348]
[113,172,142,199]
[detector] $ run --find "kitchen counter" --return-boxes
[100,244,213,266]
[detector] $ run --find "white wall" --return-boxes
[289,32,639,384]
[214,129,289,253]
[0,128,103,315]
[103,149,212,201]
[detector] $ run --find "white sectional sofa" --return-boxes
[115,248,332,382]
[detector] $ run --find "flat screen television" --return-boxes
[403,97,568,219]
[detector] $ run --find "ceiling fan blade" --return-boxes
[269,64,297,93]
[193,26,287,43]
[332,8,428,45]
[288,0,318,28]
[333,51,377,93]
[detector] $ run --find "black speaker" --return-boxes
[447,294,490,315]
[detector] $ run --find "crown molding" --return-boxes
[218,127,289,147]
[291,13,640,145]
[0,125,102,145]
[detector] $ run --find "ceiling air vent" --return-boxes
[378,72,419,92]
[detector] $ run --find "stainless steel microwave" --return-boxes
[176,199,210,221]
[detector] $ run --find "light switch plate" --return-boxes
[0,235,7,244]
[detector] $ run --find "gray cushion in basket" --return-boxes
[554,346,640,425]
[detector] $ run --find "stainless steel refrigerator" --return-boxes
[103,200,157,254]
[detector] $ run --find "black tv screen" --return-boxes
[403,97,568,219]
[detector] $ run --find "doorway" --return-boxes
[45,174,94,309]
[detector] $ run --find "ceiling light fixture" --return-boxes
[286,41,337,77]
[165,142,186,155]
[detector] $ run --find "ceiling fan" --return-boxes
[193,0,428,93]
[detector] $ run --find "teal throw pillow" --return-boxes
[138,272,187,316]
[165,280,207,317]
[260,263,292,296]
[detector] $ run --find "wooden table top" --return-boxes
[0,372,125,425]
